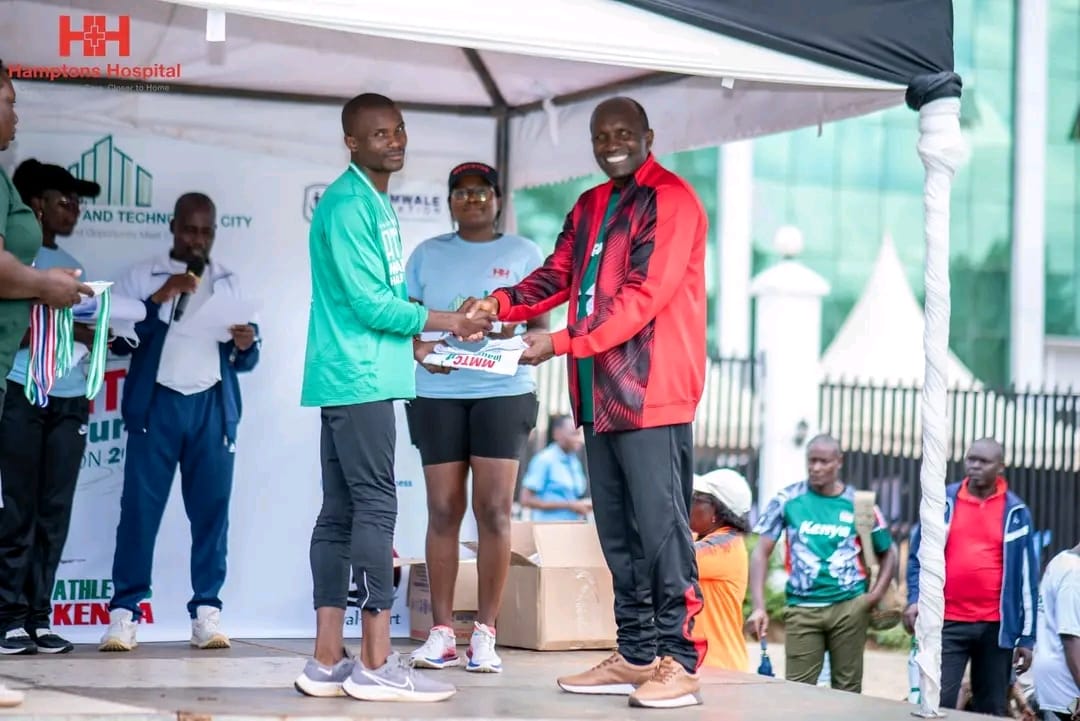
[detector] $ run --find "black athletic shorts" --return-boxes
[405,392,539,465]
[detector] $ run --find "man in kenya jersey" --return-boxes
[748,434,898,693]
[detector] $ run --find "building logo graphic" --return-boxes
[68,135,152,207]
[59,15,131,58]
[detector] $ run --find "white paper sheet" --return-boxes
[171,293,261,343]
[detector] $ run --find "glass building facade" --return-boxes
[1044,0,1080,339]
[514,0,1073,389]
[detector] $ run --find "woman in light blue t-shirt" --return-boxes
[0,158,101,660]
[404,162,546,674]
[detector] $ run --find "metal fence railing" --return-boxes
[531,354,763,484]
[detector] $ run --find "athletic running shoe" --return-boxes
[409,625,460,669]
[465,622,502,673]
[343,652,457,702]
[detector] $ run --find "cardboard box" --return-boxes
[406,559,478,645]
[497,521,617,651]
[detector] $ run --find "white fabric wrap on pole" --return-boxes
[913,96,968,718]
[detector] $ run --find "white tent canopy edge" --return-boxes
[152,0,902,89]
[148,0,909,191]
[4,0,909,188]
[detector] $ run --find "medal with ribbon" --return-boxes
[23,281,114,406]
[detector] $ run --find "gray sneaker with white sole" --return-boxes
[294,657,355,697]
[343,653,457,702]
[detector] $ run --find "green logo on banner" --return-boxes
[68,135,153,208]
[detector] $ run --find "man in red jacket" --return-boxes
[462,96,709,708]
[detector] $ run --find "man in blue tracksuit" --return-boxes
[99,193,260,653]
[904,438,1039,716]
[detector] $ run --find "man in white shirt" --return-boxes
[98,193,260,653]
[1033,542,1080,721]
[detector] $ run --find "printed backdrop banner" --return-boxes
[5,126,472,643]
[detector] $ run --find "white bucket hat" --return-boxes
[692,468,752,516]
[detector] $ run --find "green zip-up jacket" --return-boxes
[301,164,428,407]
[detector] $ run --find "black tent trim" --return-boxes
[614,0,962,109]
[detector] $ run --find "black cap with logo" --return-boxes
[447,162,501,197]
[12,159,102,205]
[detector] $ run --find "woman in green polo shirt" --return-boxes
[0,59,92,709]
[0,61,91,390]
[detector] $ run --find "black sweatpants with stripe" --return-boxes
[0,380,89,632]
[310,401,397,612]
[583,422,706,673]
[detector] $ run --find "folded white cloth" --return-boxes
[73,294,146,324]
[74,294,147,345]
[73,293,145,321]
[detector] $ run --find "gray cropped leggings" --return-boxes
[310,401,397,612]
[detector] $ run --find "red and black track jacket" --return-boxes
[492,154,708,432]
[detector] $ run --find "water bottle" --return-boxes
[757,638,774,677]
[907,637,921,704]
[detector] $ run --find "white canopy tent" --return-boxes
[822,234,980,389]
[1,0,913,190]
[3,0,965,713]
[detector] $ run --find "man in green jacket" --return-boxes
[294,92,490,704]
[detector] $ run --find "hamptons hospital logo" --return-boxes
[4,14,182,82]
[303,183,446,223]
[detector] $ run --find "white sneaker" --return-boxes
[0,683,24,708]
[99,608,137,652]
[409,625,460,669]
[191,606,230,649]
[465,622,502,673]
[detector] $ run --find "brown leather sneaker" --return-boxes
[628,656,702,708]
[557,652,659,695]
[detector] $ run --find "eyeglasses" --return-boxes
[451,188,493,203]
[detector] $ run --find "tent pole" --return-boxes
[495,109,511,222]
[461,49,512,228]
[912,95,967,719]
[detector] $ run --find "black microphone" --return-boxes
[173,256,206,322]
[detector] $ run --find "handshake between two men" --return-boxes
[410,295,555,375]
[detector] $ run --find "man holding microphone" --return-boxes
[99,192,260,653]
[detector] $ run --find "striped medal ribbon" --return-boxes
[85,286,112,399]
[24,305,75,407]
